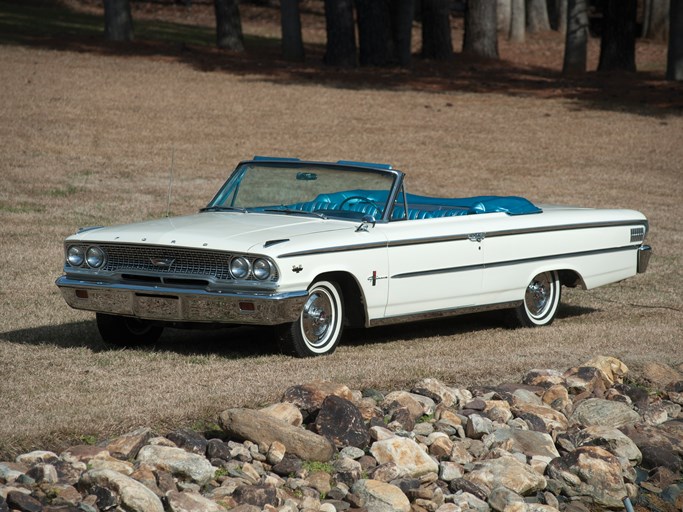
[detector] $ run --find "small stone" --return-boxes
[260,402,303,427]
[6,491,43,512]
[233,485,278,508]
[488,486,525,511]
[465,414,494,439]
[206,439,231,461]
[449,478,489,502]
[339,446,364,460]
[166,490,226,512]
[370,462,402,482]
[351,479,410,512]
[271,454,302,476]
[428,434,453,460]
[266,441,286,465]
[166,429,208,456]
[281,381,353,416]
[307,471,332,495]
[412,378,458,407]
[438,461,464,482]
[25,463,58,484]
[484,428,560,460]
[382,391,425,422]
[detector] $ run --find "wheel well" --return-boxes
[315,271,366,328]
[558,269,586,289]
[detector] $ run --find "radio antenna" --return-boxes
[166,146,175,218]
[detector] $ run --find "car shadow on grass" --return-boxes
[1,302,597,357]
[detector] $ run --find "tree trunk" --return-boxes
[214,0,244,51]
[562,0,588,73]
[497,0,512,33]
[104,0,133,42]
[642,0,670,41]
[463,0,499,58]
[391,0,415,67]
[281,0,304,61]
[667,0,683,80]
[356,0,393,66]
[598,0,636,72]
[324,0,357,67]
[509,0,525,41]
[421,0,453,59]
[547,0,567,33]
[526,0,551,32]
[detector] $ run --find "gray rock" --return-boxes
[80,468,164,512]
[484,428,560,460]
[136,445,215,485]
[465,414,494,439]
[450,491,489,512]
[488,485,525,511]
[6,491,42,512]
[575,425,642,468]
[219,408,334,462]
[438,461,464,482]
[546,446,627,508]
[25,463,58,484]
[166,490,226,512]
[339,446,365,460]
[570,398,640,428]
[232,485,278,508]
[351,479,410,512]
[464,455,547,495]
[206,439,231,461]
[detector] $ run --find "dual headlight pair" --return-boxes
[230,256,272,281]
[67,245,105,269]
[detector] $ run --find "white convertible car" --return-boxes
[57,157,652,357]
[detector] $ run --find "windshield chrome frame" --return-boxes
[206,159,405,223]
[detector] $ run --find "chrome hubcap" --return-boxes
[526,274,551,317]
[302,290,333,347]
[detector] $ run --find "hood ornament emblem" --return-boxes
[150,257,175,268]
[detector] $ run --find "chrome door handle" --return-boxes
[468,233,485,242]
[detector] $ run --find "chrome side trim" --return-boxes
[279,241,387,258]
[368,301,521,327]
[55,276,308,325]
[483,219,649,239]
[637,245,652,273]
[392,244,640,279]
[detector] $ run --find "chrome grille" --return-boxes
[630,227,645,243]
[98,244,277,281]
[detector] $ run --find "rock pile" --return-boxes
[1,356,682,512]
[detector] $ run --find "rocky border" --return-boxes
[1,356,682,512]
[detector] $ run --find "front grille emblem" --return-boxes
[150,257,175,268]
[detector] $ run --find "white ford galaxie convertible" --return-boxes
[57,157,652,357]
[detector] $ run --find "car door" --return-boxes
[378,217,484,319]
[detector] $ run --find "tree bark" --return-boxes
[547,0,567,33]
[324,0,357,67]
[463,0,499,59]
[214,0,244,51]
[526,0,551,32]
[104,0,133,42]
[281,0,304,61]
[421,0,453,59]
[642,0,670,41]
[562,0,588,73]
[509,0,525,41]
[497,0,511,33]
[667,0,683,80]
[356,0,393,66]
[598,0,636,72]
[391,0,415,67]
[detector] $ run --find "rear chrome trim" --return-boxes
[637,245,652,273]
[56,276,307,325]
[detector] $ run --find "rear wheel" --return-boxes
[96,313,164,345]
[511,270,561,327]
[278,280,344,357]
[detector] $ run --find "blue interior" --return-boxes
[284,189,541,220]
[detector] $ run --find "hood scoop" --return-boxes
[264,239,290,248]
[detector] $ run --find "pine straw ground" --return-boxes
[0,0,681,459]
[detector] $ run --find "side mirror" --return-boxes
[356,215,376,232]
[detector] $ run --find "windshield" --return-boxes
[206,163,398,221]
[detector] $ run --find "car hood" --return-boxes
[68,212,351,253]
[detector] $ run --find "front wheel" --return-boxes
[96,313,164,345]
[510,270,561,327]
[278,280,344,357]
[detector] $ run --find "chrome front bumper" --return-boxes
[56,276,308,325]
[637,245,652,274]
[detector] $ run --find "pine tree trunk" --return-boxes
[667,0,683,80]
[497,0,511,33]
[463,0,499,59]
[563,0,588,73]
[104,0,133,42]
[642,0,670,41]
[281,0,304,61]
[391,0,415,67]
[598,0,636,72]
[421,0,453,59]
[509,0,525,41]
[525,0,550,32]
[356,0,393,66]
[323,0,357,67]
[214,0,244,51]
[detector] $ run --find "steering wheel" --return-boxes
[339,195,381,211]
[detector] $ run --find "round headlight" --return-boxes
[86,246,105,268]
[67,246,85,267]
[230,256,250,279]
[252,258,272,280]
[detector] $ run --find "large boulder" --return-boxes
[546,446,627,508]
[219,408,334,462]
[484,428,560,460]
[80,468,164,512]
[464,455,547,496]
[136,445,215,485]
[570,398,639,428]
[315,395,371,449]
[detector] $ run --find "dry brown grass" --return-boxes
[0,25,681,459]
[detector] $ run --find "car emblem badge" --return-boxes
[150,257,175,268]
